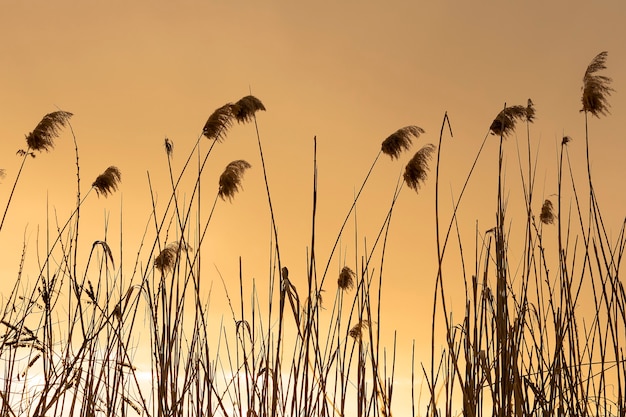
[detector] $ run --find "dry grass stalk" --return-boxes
[24,110,73,152]
[581,51,613,117]
[540,199,555,225]
[381,126,425,159]
[92,166,121,197]
[404,143,436,192]
[489,105,529,137]
[202,103,236,142]
[219,160,252,201]
[233,95,266,123]
[338,266,355,290]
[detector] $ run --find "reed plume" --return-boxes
[202,103,236,142]
[581,51,613,117]
[562,135,572,146]
[24,110,73,153]
[349,319,370,341]
[164,137,173,156]
[218,160,252,201]
[540,199,555,225]
[92,166,121,197]
[155,241,191,273]
[338,266,355,290]
[489,105,528,137]
[403,143,436,192]
[381,126,425,159]
[233,95,266,123]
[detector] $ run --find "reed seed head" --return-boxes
[219,160,252,201]
[403,143,436,192]
[581,51,613,118]
[92,166,121,197]
[562,136,572,146]
[381,126,425,160]
[338,266,355,291]
[154,241,191,274]
[349,319,370,341]
[164,137,173,156]
[24,110,73,152]
[489,105,528,137]
[202,103,236,142]
[233,95,266,123]
[540,199,555,225]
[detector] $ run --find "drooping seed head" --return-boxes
[233,95,266,123]
[202,103,236,142]
[581,51,613,118]
[489,105,527,137]
[349,319,370,341]
[24,111,73,152]
[218,160,252,201]
[403,143,436,192]
[540,199,555,225]
[92,166,121,197]
[338,266,356,291]
[381,126,425,160]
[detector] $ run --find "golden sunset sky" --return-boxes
[1,1,625,413]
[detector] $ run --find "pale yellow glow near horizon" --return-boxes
[1,1,625,414]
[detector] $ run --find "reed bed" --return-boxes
[0,51,623,417]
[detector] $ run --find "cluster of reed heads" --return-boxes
[0,50,622,417]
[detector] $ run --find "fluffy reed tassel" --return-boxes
[164,137,173,156]
[526,98,536,122]
[233,95,266,123]
[338,266,355,291]
[25,111,73,152]
[562,136,572,146]
[202,103,236,142]
[155,241,191,273]
[349,319,370,341]
[381,126,425,159]
[92,166,121,197]
[404,143,436,192]
[540,199,555,225]
[489,105,528,137]
[581,51,613,118]
[219,160,252,201]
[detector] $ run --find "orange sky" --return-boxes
[1,1,625,414]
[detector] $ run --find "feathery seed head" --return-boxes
[92,166,121,197]
[381,126,425,160]
[218,160,252,201]
[233,95,266,123]
[338,266,355,291]
[562,136,572,146]
[489,105,527,137]
[24,111,73,152]
[155,241,191,274]
[581,51,613,118]
[349,319,370,341]
[403,143,436,192]
[164,137,173,156]
[540,199,555,225]
[202,103,236,142]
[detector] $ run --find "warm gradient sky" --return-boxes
[1,0,626,413]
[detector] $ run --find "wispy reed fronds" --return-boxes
[164,137,173,156]
[92,166,121,197]
[218,160,252,201]
[562,135,572,146]
[349,319,370,341]
[233,95,266,123]
[338,266,355,291]
[403,143,436,192]
[540,199,555,225]
[202,103,236,142]
[489,105,528,137]
[23,110,73,153]
[381,126,425,159]
[0,169,5,180]
[581,51,613,117]
[154,241,191,273]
